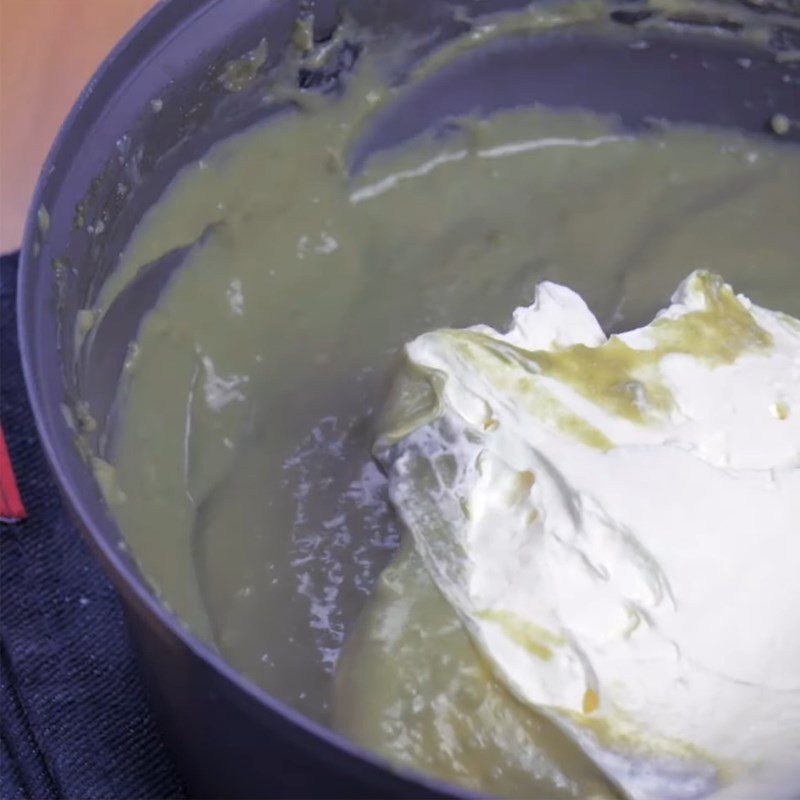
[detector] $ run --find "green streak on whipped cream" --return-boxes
[476,609,565,661]
[436,272,773,441]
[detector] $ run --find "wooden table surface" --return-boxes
[0,0,156,253]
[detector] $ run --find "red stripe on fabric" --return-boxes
[0,419,26,522]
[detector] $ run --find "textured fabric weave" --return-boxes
[0,253,184,800]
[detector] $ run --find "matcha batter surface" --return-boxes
[76,5,800,795]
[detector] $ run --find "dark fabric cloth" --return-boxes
[0,252,184,800]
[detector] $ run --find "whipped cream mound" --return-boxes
[374,272,800,800]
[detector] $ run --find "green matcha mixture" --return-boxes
[75,3,799,796]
